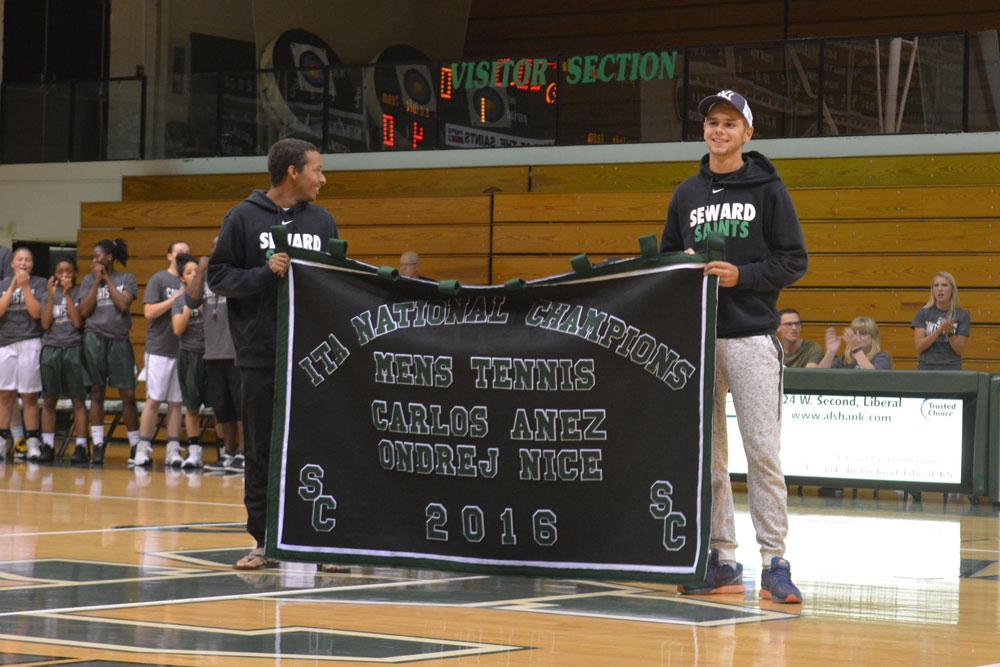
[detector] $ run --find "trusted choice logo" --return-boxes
[920,399,959,420]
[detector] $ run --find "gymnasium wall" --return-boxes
[3,129,999,247]
[77,150,1000,373]
[464,0,1000,57]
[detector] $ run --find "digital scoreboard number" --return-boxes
[365,44,438,151]
[437,57,558,149]
[364,53,559,150]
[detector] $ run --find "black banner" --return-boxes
[267,248,716,584]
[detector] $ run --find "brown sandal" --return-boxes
[234,548,279,570]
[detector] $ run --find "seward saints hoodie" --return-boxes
[208,190,338,368]
[660,150,807,338]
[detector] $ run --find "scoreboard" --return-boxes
[259,31,681,151]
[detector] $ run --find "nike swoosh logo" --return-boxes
[712,187,724,194]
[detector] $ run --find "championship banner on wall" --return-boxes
[266,242,717,584]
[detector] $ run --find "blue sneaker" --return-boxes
[760,557,803,603]
[678,549,744,595]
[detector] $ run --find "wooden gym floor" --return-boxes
[0,447,998,666]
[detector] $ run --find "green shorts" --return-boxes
[178,348,206,412]
[84,332,136,390]
[41,345,91,399]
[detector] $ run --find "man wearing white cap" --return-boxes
[660,90,808,603]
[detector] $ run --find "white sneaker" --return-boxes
[26,437,42,462]
[165,441,184,467]
[133,441,153,467]
[182,444,203,469]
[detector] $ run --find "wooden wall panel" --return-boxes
[490,219,999,256]
[531,154,1000,193]
[778,289,1000,325]
[82,201,233,230]
[775,154,1000,189]
[83,196,491,230]
[796,255,998,289]
[792,187,1000,220]
[492,255,616,283]
[331,197,492,226]
[800,221,999,254]
[335,225,490,255]
[531,163,697,194]
[494,222,659,254]
[495,187,1000,224]
[123,174,269,201]
[123,167,529,201]
[87,152,1000,371]
[494,192,669,222]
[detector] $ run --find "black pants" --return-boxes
[205,358,242,423]
[240,366,274,547]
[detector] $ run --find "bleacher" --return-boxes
[79,153,1000,381]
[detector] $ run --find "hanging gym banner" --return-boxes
[266,240,717,584]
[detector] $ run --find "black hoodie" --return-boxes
[208,190,338,368]
[660,151,807,338]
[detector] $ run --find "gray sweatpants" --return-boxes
[711,334,788,568]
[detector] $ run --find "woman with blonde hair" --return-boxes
[818,316,893,370]
[912,272,970,370]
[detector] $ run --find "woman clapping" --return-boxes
[818,316,892,370]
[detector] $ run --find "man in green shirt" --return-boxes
[777,309,821,368]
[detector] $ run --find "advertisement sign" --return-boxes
[728,393,965,484]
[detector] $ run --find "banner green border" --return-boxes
[266,245,717,584]
[990,376,1000,503]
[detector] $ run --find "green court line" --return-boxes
[0,521,244,539]
[2,613,527,663]
[0,487,243,508]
